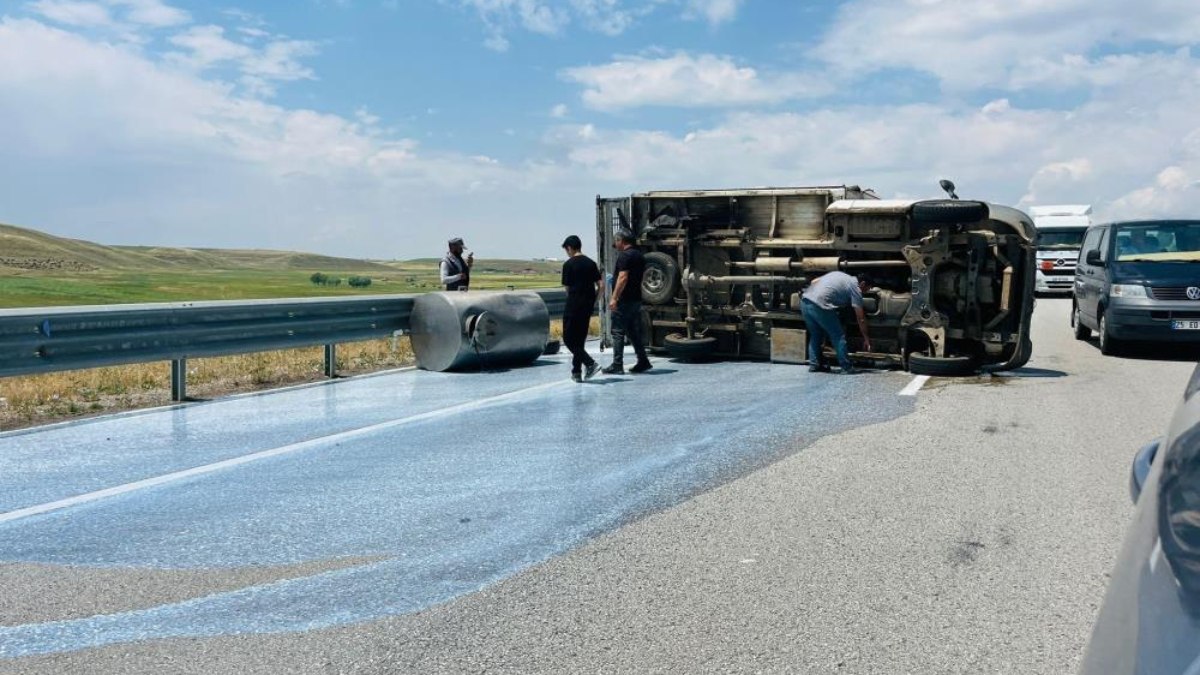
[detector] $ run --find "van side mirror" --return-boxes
[1085,249,1103,266]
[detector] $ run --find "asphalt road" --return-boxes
[2,297,1197,674]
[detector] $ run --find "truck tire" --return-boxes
[664,333,717,361]
[911,200,989,224]
[642,252,680,305]
[908,353,979,376]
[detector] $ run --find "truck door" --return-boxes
[595,196,631,350]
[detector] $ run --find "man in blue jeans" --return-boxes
[801,271,873,374]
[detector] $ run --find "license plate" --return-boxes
[1173,320,1200,330]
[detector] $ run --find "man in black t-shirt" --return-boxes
[560,235,602,382]
[603,229,651,374]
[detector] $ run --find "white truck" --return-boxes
[595,183,1037,375]
[1030,204,1091,295]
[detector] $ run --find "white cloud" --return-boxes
[563,52,829,110]
[458,0,569,51]
[167,25,318,97]
[168,25,253,66]
[26,1,114,28]
[549,47,1200,222]
[816,0,1200,91]
[27,0,188,30]
[458,0,739,50]
[0,17,566,257]
[1021,159,1093,206]
[681,0,742,26]
[550,103,569,118]
[110,0,189,27]
[568,0,643,36]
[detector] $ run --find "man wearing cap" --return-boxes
[801,271,873,374]
[440,238,473,291]
[560,235,602,382]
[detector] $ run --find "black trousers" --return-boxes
[562,310,595,374]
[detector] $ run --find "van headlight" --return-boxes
[1111,284,1148,298]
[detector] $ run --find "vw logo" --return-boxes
[1188,286,1200,300]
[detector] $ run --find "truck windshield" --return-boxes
[1115,222,1200,262]
[1037,228,1086,250]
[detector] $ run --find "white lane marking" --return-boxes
[899,375,930,397]
[0,378,569,526]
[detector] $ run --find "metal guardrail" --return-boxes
[0,289,567,400]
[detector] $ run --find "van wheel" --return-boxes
[908,353,979,376]
[664,333,717,361]
[1099,311,1122,356]
[1072,305,1091,340]
[642,252,680,305]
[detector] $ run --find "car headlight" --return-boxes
[1111,284,1148,298]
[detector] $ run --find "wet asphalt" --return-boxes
[0,342,912,661]
[2,298,1195,673]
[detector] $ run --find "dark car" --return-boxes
[1072,220,1200,355]
[1081,365,1200,673]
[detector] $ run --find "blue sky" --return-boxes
[1,0,1199,258]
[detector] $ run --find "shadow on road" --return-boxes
[1007,367,1068,378]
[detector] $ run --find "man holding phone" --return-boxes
[440,237,473,291]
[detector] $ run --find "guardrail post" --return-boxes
[323,344,337,378]
[170,358,187,401]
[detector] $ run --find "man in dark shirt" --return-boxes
[560,235,602,382]
[603,229,651,374]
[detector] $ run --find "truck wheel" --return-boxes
[911,200,989,224]
[1072,305,1091,340]
[642,252,680,305]
[1099,311,1122,356]
[908,353,979,376]
[664,333,717,361]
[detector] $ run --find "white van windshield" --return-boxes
[1038,228,1086,250]
[1115,222,1200,262]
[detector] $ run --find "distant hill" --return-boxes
[387,258,563,275]
[0,223,400,273]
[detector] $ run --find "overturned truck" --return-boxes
[595,185,1036,375]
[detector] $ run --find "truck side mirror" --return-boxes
[1085,249,1103,266]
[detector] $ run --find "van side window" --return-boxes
[1098,228,1112,263]
[1080,230,1101,264]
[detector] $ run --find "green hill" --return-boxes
[0,223,400,273]
[0,222,560,308]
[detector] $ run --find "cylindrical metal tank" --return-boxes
[409,291,550,372]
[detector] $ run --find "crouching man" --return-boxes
[801,271,872,374]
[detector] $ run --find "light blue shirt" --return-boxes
[802,271,863,310]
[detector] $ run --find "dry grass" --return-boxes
[0,319,578,431]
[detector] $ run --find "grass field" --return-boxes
[0,267,559,307]
[0,222,567,429]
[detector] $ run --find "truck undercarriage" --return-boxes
[596,186,1036,375]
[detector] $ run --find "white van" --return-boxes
[1030,204,1091,294]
